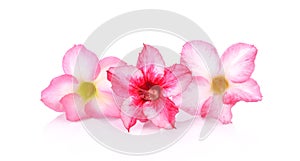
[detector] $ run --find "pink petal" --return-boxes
[95,56,126,93]
[143,97,179,129]
[136,44,165,69]
[218,104,234,124]
[172,84,198,115]
[200,96,234,124]
[119,98,142,132]
[174,76,211,116]
[60,93,89,121]
[140,64,165,85]
[223,78,262,104]
[41,75,78,112]
[181,40,222,79]
[121,114,137,132]
[221,43,257,83]
[163,64,192,97]
[107,65,142,98]
[62,45,100,81]
[201,95,224,119]
[85,91,120,118]
[200,96,213,118]
[99,56,127,69]
[62,45,81,75]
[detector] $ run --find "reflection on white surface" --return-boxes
[45,112,197,137]
[44,113,238,142]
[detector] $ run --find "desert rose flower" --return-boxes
[41,45,124,121]
[108,44,192,131]
[180,40,262,124]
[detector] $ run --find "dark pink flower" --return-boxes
[179,41,262,124]
[41,45,124,121]
[108,44,192,131]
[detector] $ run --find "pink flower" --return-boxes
[180,40,262,124]
[107,44,193,131]
[41,45,124,121]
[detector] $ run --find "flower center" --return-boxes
[139,85,161,101]
[77,82,97,101]
[211,76,229,94]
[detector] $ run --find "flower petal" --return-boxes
[140,64,165,86]
[85,91,120,118]
[41,75,78,112]
[163,64,192,97]
[143,97,179,129]
[181,40,222,79]
[63,44,100,81]
[200,97,234,124]
[218,104,234,124]
[174,76,211,116]
[95,56,126,93]
[200,94,225,120]
[221,43,257,83]
[121,114,137,132]
[200,96,213,118]
[119,98,143,131]
[136,44,165,68]
[223,78,262,104]
[99,56,126,69]
[60,93,88,121]
[62,45,81,75]
[107,65,142,98]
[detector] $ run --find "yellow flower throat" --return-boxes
[211,76,229,94]
[77,82,97,101]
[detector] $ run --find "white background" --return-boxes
[1,0,299,160]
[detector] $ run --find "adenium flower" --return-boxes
[41,45,123,121]
[107,44,192,131]
[180,40,262,124]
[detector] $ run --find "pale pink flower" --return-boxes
[107,44,192,131]
[41,45,124,121]
[180,40,262,124]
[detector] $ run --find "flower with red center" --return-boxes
[179,40,262,124]
[107,44,192,131]
[41,45,124,121]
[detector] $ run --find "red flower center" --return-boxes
[138,85,161,101]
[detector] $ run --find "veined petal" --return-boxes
[120,98,143,132]
[143,97,179,129]
[218,104,234,124]
[223,78,262,104]
[60,93,88,121]
[181,40,222,79]
[136,44,165,68]
[163,64,192,97]
[63,45,100,81]
[141,64,165,86]
[85,91,120,118]
[95,56,126,93]
[221,43,257,83]
[41,75,78,112]
[121,114,137,132]
[108,65,142,98]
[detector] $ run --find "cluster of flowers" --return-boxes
[41,40,262,131]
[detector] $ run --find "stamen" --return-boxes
[139,85,161,101]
